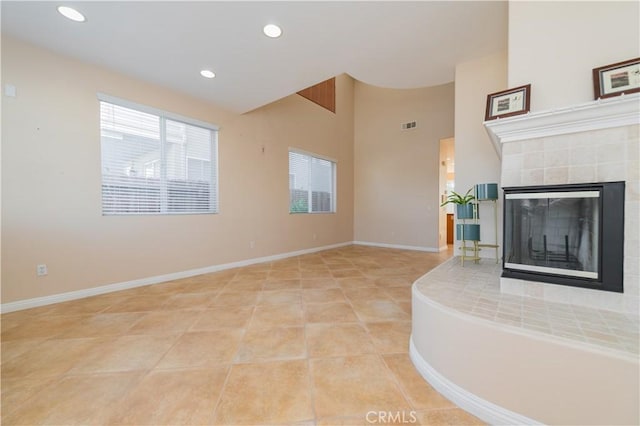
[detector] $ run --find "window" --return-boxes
[289,150,336,213]
[99,95,218,215]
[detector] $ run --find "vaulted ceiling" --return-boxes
[1,1,507,113]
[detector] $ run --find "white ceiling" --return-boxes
[1,1,507,113]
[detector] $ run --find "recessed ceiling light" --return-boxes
[57,6,86,22]
[200,70,216,79]
[263,24,282,38]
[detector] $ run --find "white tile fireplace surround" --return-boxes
[485,93,640,314]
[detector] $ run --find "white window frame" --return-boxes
[98,93,219,215]
[288,148,337,214]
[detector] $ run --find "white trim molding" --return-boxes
[1,241,352,313]
[353,240,441,253]
[484,93,640,158]
[409,338,542,426]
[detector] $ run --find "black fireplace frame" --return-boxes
[502,181,624,293]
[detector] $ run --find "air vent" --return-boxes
[401,121,417,130]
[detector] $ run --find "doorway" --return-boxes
[438,137,455,249]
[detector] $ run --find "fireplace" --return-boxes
[502,181,624,293]
[484,94,638,313]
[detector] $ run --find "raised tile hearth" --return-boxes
[411,257,639,425]
[416,257,638,355]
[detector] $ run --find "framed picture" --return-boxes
[593,57,640,99]
[485,84,531,121]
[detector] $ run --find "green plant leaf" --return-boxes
[440,187,475,207]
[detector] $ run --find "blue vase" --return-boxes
[456,203,476,219]
[476,183,498,200]
[456,224,480,241]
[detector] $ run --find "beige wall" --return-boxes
[454,51,507,257]
[509,1,640,112]
[1,37,354,304]
[353,82,454,251]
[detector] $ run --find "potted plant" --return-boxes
[440,187,476,219]
[441,187,480,241]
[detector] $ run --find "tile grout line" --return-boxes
[378,352,419,414]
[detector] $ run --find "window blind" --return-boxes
[289,150,335,213]
[100,100,218,215]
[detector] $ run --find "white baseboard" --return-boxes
[353,240,441,253]
[1,241,352,313]
[409,338,541,426]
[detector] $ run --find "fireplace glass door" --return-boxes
[504,191,600,279]
[503,181,623,293]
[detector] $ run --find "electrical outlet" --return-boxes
[250,241,255,249]
[313,233,317,241]
[36,264,48,276]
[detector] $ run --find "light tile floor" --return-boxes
[415,257,640,356]
[1,245,484,425]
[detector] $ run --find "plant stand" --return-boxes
[452,183,500,266]
[456,206,481,266]
[475,183,499,264]
[460,239,480,266]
